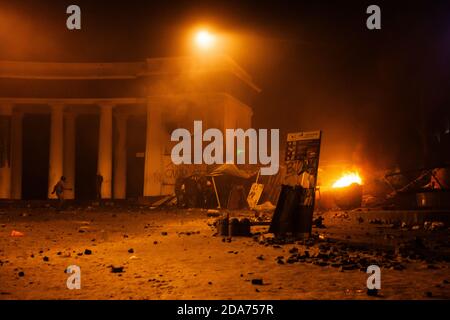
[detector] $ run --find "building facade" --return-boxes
[0,55,259,200]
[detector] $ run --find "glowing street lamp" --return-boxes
[194,29,216,50]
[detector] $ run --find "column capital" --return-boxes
[98,102,115,109]
[48,103,65,112]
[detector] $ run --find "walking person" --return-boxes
[51,176,71,211]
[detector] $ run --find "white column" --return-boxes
[10,110,23,200]
[113,113,127,199]
[0,104,13,199]
[64,111,76,199]
[143,101,165,196]
[48,104,64,198]
[97,103,113,199]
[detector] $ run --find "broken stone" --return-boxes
[43,256,49,262]
[287,257,297,264]
[161,232,168,236]
[340,264,358,271]
[367,288,378,296]
[430,222,445,231]
[128,248,134,253]
[251,279,263,285]
[289,247,298,254]
[315,260,329,267]
[110,266,124,273]
[18,271,25,277]
[313,216,325,228]
[84,249,92,255]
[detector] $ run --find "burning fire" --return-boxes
[332,172,362,188]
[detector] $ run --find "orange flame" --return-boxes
[332,172,362,188]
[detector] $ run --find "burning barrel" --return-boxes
[332,172,363,210]
[333,183,363,209]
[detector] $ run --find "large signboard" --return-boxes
[270,130,322,237]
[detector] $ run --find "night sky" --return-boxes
[1,0,449,175]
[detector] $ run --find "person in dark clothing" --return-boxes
[175,176,187,208]
[51,176,71,211]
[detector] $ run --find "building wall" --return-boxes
[0,57,258,200]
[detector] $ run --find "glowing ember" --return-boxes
[332,172,362,188]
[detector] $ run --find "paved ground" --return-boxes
[0,205,449,300]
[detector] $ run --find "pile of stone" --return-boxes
[254,233,448,270]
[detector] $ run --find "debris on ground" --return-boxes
[313,216,325,228]
[251,279,264,285]
[367,288,379,296]
[10,230,24,237]
[110,265,124,273]
[254,229,449,270]
[253,201,275,212]
[206,209,221,217]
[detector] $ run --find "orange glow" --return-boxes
[332,172,362,188]
[194,30,216,49]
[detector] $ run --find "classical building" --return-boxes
[0,55,259,200]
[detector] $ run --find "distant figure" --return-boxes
[96,174,103,200]
[51,176,71,210]
[175,176,186,208]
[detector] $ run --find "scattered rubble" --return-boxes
[253,231,448,270]
[110,265,124,273]
[10,230,24,237]
[367,288,379,297]
[251,279,264,285]
[313,216,325,228]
